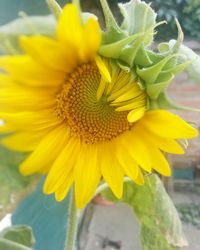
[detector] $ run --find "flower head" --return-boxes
[0,2,198,207]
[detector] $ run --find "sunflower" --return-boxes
[0,4,198,208]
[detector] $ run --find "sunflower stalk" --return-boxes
[64,188,79,250]
[72,0,81,14]
[46,0,62,18]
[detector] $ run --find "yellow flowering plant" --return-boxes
[0,0,199,249]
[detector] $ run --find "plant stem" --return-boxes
[64,188,79,250]
[73,0,81,12]
[46,0,62,19]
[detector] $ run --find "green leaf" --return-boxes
[147,73,174,100]
[100,32,145,58]
[154,92,200,111]
[0,15,56,54]
[0,225,35,248]
[134,47,153,66]
[119,0,157,45]
[119,33,151,66]
[47,0,62,19]
[136,54,178,84]
[0,238,32,250]
[0,145,34,218]
[102,174,187,250]
[169,40,200,84]
[100,0,126,44]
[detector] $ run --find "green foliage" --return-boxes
[177,203,200,229]
[183,0,200,40]
[184,0,200,12]
[102,174,187,250]
[145,0,200,40]
[0,225,35,248]
[0,225,34,250]
[0,145,34,218]
[168,40,200,84]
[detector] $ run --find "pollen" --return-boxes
[56,61,146,143]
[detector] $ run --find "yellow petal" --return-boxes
[127,107,146,123]
[117,152,139,181]
[134,123,185,154]
[96,78,107,100]
[148,134,184,154]
[57,4,100,63]
[117,131,152,173]
[0,111,60,130]
[75,144,101,208]
[20,36,75,72]
[20,125,70,175]
[80,18,101,61]
[100,142,124,199]
[55,171,74,202]
[43,140,77,202]
[0,85,56,111]
[95,55,111,83]
[140,110,198,139]
[108,81,140,103]
[149,147,171,176]
[0,56,65,86]
[44,137,80,194]
[57,4,82,48]
[0,123,13,133]
[113,85,143,103]
[2,129,52,152]
[0,74,15,87]
[134,169,145,185]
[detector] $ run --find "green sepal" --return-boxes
[147,74,174,100]
[99,32,146,58]
[162,60,191,75]
[118,33,150,66]
[153,92,200,111]
[100,0,126,44]
[119,0,156,46]
[146,58,191,100]
[158,42,171,54]
[171,19,184,53]
[158,19,183,55]
[99,0,157,67]
[134,47,153,67]
[136,54,178,84]
[98,0,188,105]
[146,50,165,64]
[169,40,200,84]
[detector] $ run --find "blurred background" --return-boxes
[0,1,200,249]
[0,0,199,41]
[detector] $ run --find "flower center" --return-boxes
[56,61,146,143]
